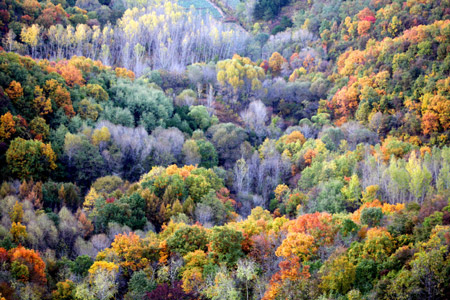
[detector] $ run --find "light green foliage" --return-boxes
[406,152,432,203]
[341,174,361,204]
[110,79,173,131]
[205,266,241,300]
[188,105,217,130]
[316,180,345,213]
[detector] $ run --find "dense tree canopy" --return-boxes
[2,0,450,299]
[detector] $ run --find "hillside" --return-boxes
[0,0,450,299]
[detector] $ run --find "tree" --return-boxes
[197,140,218,168]
[205,267,240,300]
[146,281,194,300]
[110,79,173,131]
[182,140,201,166]
[10,246,47,285]
[176,89,197,107]
[268,52,287,76]
[196,190,231,226]
[360,207,383,227]
[5,81,23,103]
[166,225,208,256]
[209,226,244,266]
[96,193,146,230]
[181,249,213,294]
[406,152,432,203]
[58,63,85,87]
[216,55,265,103]
[52,280,76,300]
[262,257,311,300]
[70,255,93,277]
[207,123,247,168]
[316,180,345,213]
[320,253,356,295]
[64,135,104,187]
[33,86,52,116]
[87,261,119,300]
[240,100,268,139]
[0,112,16,141]
[127,270,156,299]
[275,232,316,261]
[92,176,123,194]
[45,80,75,117]
[84,84,109,102]
[9,201,24,223]
[92,126,110,148]
[10,222,27,244]
[29,117,50,140]
[6,137,57,180]
[21,24,40,57]
[357,20,371,36]
[78,99,102,121]
[188,106,216,130]
[236,259,257,300]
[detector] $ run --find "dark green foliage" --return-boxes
[209,226,244,266]
[70,255,93,277]
[66,139,105,188]
[354,259,378,293]
[166,226,208,256]
[340,218,359,237]
[254,0,290,20]
[197,139,218,168]
[95,192,147,231]
[127,270,156,299]
[360,207,383,227]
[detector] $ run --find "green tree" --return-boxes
[209,226,244,266]
[70,255,93,277]
[207,123,247,168]
[110,79,173,131]
[360,207,383,227]
[187,105,216,130]
[6,137,57,180]
[197,139,218,168]
[166,225,208,256]
[126,270,156,299]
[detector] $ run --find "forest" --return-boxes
[1,0,450,299]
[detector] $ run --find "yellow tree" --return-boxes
[5,81,23,103]
[275,232,316,261]
[83,187,100,213]
[33,86,52,116]
[21,24,41,57]
[9,201,24,223]
[0,112,16,141]
[92,126,111,147]
[268,52,287,76]
[320,253,356,295]
[10,222,27,244]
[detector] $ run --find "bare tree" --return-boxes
[240,100,268,139]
